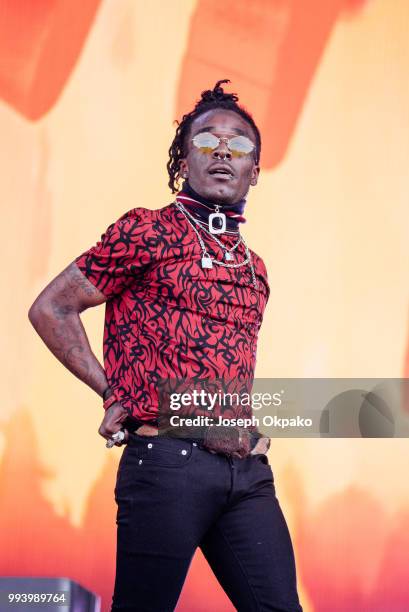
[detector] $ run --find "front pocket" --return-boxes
[255,454,274,480]
[257,453,270,466]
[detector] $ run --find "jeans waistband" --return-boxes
[129,430,262,455]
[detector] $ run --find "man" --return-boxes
[28,80,303,612]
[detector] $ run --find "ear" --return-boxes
[179,158,189,179]
[250,164,260,187]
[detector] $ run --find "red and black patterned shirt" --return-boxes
[75,202,270,423]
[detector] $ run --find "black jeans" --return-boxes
[111,432,303,612]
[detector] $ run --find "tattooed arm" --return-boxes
[28,261,109,396]
[28,261,128,444]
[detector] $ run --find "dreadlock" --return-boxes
[167,79,261,193]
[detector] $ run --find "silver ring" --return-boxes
[105,430,125,448]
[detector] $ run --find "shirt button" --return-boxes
[192,442,197,446]
[139,459,143,465]
[181,449,187,455]
[147,443,153,449]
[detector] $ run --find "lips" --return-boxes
[208,163,234,178]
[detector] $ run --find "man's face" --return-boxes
[179,109,260,204]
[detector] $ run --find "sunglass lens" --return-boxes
[228,135,255,154]
[192,132,219,151]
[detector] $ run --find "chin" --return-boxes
[203,184,236,204]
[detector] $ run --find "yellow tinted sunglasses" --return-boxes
[191,132,255,157]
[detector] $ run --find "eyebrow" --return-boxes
[193,126,249,137]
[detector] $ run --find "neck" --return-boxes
[176,180,247,232]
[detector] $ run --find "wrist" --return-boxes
[102,387,121,411]
[103,394,117,411]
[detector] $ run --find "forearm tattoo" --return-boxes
[30,262,108,395]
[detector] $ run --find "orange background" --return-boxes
[1,1,408,610]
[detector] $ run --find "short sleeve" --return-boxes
[251,250,270,304]
[74,208,157,299]
[258,258,270,303]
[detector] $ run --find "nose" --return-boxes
[212,138,231,161]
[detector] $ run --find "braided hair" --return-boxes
[167,79,261,193]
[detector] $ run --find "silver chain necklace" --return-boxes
[175,201,258,289]
[182,207,242,261]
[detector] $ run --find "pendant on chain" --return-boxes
[201,254,213,269]
[208,205,226,235]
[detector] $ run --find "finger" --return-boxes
[99,426,115,440]
[113,428,128,446]
[114,428,129,446]
[99,426,117,441]
[102,423,122,437]
[104,429,125,448]
[106,429,124,448]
